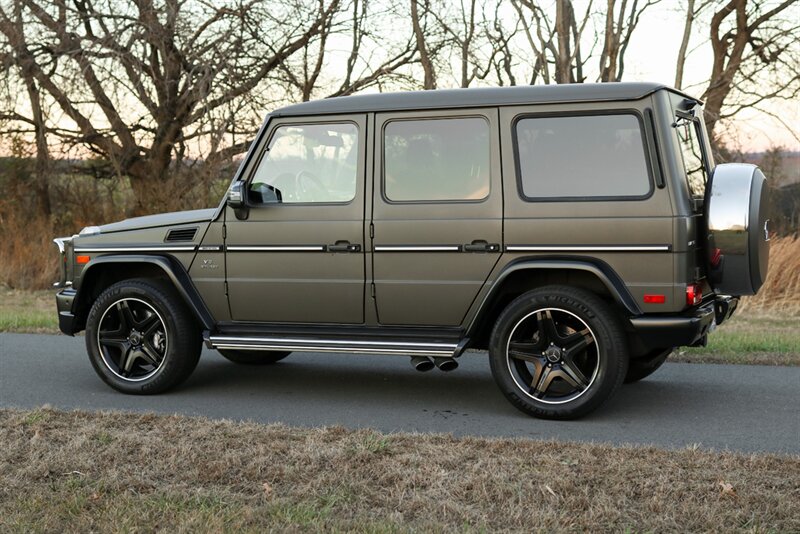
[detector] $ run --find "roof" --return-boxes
[273,82,696,117]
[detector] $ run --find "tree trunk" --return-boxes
[411,0,437,89]
[554,0,574,83]
[674,0,695,89]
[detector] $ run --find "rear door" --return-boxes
[371,109,502,326]
[225,115,367,323]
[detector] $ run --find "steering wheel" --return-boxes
[293,170,327,202]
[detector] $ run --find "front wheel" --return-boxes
[85,279,202,394]
[489,286,628,420]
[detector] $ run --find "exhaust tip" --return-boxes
[434,357,458,372]
[411,356,434,372]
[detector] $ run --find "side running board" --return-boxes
[207,335,464,357]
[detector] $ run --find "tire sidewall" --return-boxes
[85,280,197,394]
[489,287,627,419]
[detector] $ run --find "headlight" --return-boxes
[53,236,74,287]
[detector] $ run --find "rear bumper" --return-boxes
[629,295,738,349]
[55,288,78,336]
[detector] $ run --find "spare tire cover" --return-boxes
[705,163,770,296]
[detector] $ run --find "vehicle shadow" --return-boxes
[183,351,716,423]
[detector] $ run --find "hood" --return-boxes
[94,208,217,234]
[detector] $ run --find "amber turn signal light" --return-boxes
[76,255,91,264]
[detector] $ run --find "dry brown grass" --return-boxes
[1,408,798,533]
[0,161,228,290]
[739,236,800,314]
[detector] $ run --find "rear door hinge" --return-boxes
[369,222,374,239]
[370,282,376,299]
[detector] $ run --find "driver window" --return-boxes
[249,123,358,204]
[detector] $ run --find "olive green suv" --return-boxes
[54,83,770,419]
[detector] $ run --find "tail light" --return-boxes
[686,283,702,306]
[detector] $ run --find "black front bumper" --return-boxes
[629,295,739,349]
[55,288,78,336]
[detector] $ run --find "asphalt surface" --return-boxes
[1,332,798,454]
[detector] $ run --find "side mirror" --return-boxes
[227,181,249,220]
[227,181,245,209]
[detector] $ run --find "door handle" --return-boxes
[463,240,500,253]
[328,240,361,253]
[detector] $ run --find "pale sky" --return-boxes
[611,3,799,152]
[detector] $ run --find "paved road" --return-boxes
[1,332,798,454]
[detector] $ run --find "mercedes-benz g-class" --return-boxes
[54,83,770,419]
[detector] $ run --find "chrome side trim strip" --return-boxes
[213,344,453,356]
[226,245,325,252]
[74,246,197,253]
[210,336,457,348]
[506,245,671,252]
[374,245,462,252]
[208,335,458,356]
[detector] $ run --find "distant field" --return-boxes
[1,408,797,533]
[0,287,55,333]
[1,286,798,366]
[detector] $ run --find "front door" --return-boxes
[371,109,503,326]
[225,115,367,323]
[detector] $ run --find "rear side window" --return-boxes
[515,114,651,200]
[384,117,490,202]
[675,120,707,197]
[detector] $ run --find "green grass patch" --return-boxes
[0,287,59,333]
[0,309,58,333]
[678,312,799,366]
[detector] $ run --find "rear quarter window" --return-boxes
[515,114,652,201]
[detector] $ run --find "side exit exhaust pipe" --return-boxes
[434,356,458,372]
[410,356,435,372]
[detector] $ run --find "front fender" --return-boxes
[70,254,214,333]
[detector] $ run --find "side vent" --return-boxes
[165,227,197,242]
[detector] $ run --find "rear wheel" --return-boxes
[489,286,628,420]
[85,279,202,394]
[218,349,291,365]
[624,349,671,383]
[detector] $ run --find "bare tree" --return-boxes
[0,0,344,213]
[700,0,800,148]
[277,0,419,100]
[598,0,661,82]
[410,0,437,89]
[511,0,594,84]
[1,1,51,215]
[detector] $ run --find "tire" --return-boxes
[85,278,202,394]
[488,285,628,420]
[624,349,671,384]
[217,349,290,365]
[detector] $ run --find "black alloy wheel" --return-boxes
[505,307,599,404]
[85,279,202,394]
[489,286,628,419]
